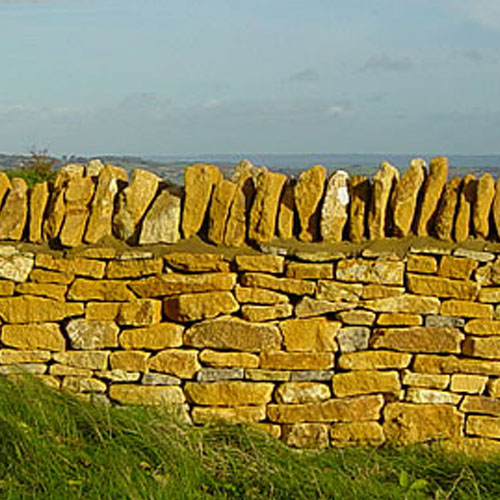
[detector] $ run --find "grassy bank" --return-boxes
[0,377,498,499]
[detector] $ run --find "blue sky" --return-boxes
[1,0,500,155]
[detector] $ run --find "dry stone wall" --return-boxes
[2,243,500,451]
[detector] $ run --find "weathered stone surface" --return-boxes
[295,297,356,318]
[120,323,183,350]
[425,315,465,328]
[286,262,333,279]
[107,258,163,279]
[465,320,500,335]
[368,162,399,239]
[241,303,292,322]
[461,395,500,416]
[182,164,221,239]
[192,406,266,424]
[235,254,284,273]
[199,349,259,368]
[0,281,14,296]
[164,291,239,322]
[435,177,461,241]
[363,294,440,314]
[234,286,288,305]
[463,337,500,359]
[35,254,105,278]
[361,285,404,300]
[62,377,107,394]
[277,180,295,239]
[479,289,500,303]
[185,317,282,352]
[487,379,500,398]
[276,382,330,404]
[28,182,49,243]
[0,349,51,364]
[455,174,476,242]
[59,176,94,247]
[376,313,422,326]
[417,157,448,236]
[438,256,477,280]
[402,371,450,389]
[467,416,500,439]
[0,173,11,208]
[53,351,109,371]
[336,259,404,285]
[455,248,494,262]
[0,178,28,241]
[0,253,33,283]
[245,369,291,381]
[149,349,200,379]
[207,179,237,245]
[109,385,185,405]
[142,373,180,385]
[282,423,329,448]
[280,318,340,352]
[384,403,462,444]
[290,371,333,382]
[392,158,426,236]
[110,351,149,371]
[68,279,135,301]
[50,364,92,377]
[339,351,411,370]
[139,188,181,244]
[0,364,46,375]
[130,272,237,298]
[413,354,500,376]
[85,302,121,320]
[336,327,370,353]
[16,282,66,301]
[113,169,160,242]
[196,368,243,382]
[66,319,119,349]
[248,171,287,243]
[336,310,376,325]
[116,300,162,326]
[493,178,500,239]
[333,371,400,397]
[372,327,463,353]
[451,374,487,394]
[472,173,495,238]
[241,273,315,295]
[2,323,64,351]
[96,370,141,382]
[440,300,492,319]
[406,388,460,405]
[260,351,334,370]
[316,281,363,302]
[0,296,82,323]
[330,422,385,446]
[349,175,370,242]
[267,394,384,423]
[185,381,273,406]
[164,253,229,273]
[294,165,326,242]
[407,274,479,300]
[320,170,349,242]
[407,255,438,274]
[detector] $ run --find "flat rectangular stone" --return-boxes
[405,388,461,405]
[196,368,244,382]
[450,374,487,394]
[338,351,412,371]
[241,273,315,295]
[453,248,494,262]
[407,274,479,300]
[106,258,163,278]
[260,351,334,370]
[234,254,284,273]
[285,263,333,279]
[333,371,400,397]
[245,369,291,381]
[460,395,500,416]
[289,370,334,382]
[425,315,465,328]
[336,259,404,285]
[440,300,493,319]
[376,313,422,326]
[402,371,449,389]
[406,255,437,274]
[280,318,340,352]
[234,285,289,305]
[362,294,440,314]
[463,336,500,359]
[413,354,500,376]
[478,288,500,303]
[466,416,500,439]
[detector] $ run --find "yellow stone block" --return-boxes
[407,274,479,300]
[338,351,411,371]
[109,384,185,405]
[333,370,400,397]
[402,371,449,389]
[440,300,492,319]
[0,296,83,323]
[2,323,65,351]
[451,374,487,394]
[241,273,315,295]
[199,349,259,368]
[406,255,437,274]
[191,406,266,423]
[414,354,500,376]
[467,416,500,439]
[285,263,333,279]
[330,421,385,446]
[280,318,340,352]
[463,336,500,359]
[164,253,230,273]
[234,254,284,273]
[376,313,422,326]
[234,285,289,305]
[106,258,163,279]
[29,268,74,285]
[35,253,105,278]
[149,349,200,379]
[110,351,149,371]
[68,279,135,301]
[260,351,334,370]
[438,256,477,280]
[282,423,329,448]
[276,382,330,403]
[120,323,183,350]
[185,381,274,406]
[465,320,500,334]
[15,283,66,301]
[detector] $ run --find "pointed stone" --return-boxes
[368,162,399,239]
[435,177,461,241]
[472,173,495,239]
[85,165,127,244]
[181,164,222,239]
[139,187,182,244]
[417,156,448,236]
[391,158,426,237]
[277,179,295,239]
[492,178,500,239]
[320,170,350,242]
[295,165,326,242]
[248,171,287,243]
[0,173,11,207]
[28,182,49,243]
[86,159,104,177]
[349,175,370,242]
[59,176,94,247]
[454,174,476,242]
[208,179,237,245]
[113,168,160,243]
[0,178,28,240]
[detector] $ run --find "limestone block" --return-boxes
[0,296,83,323]
[0,281,14,296]
[207,179,237,245]
[192,406,266,424]
[196,368,244,382]
[109,385,185,405]
[402,371,449,389]
[2,323,65,351]
[116,300,162,326]
[28,182,50,243]
[235,254,284,273]
[406,388,460,405]
[391,158,425,236]
[181,163,221,238]
[85,302,121,321]
[295,297,357,318]
[113,168,160,242]
[164,253,229,273]
[53,351,109,371]
[260,351,333,370]
[320,170,349,242]
[199,349,259,368]
[460,395,500,416]
[184,316,282,352]
[363,294,440,314]
[467,416,500,439]
[316,281,363,302]
[241,273,315,295]
[50,364,93,377]
[440,300,492,319]
[0,253,33,282]
[241,303,292,322]
[406,255,438,274]
[407,274,479,300]
[66,319,119,349]
[425,315,465,328]
[106,258,163,279]
[148,349,200,379]
[246,369,290,381]
[414,355,500,376]
[368,161,399,239]
[376,313,422,326]
[142,373,180,385]
[286,263,333,279]
[336,327,370,353]
[438,256,477,280]
[479,289,500,303]
[349,175,370,242]
[35,254,105,278]
[96,370,141,382]
[110,351,149,371]
[185,381,274,406]
[416,156,448,236]
[234,286,289,305]
[372,326,463,353]
[330,422,385,446]
[276,382,330,404]
[487,379,500,398]
[139,188,181,244]
[465,320,500,334]
[451,374,487,394]
[333,370,401,397]
[290,371,333,382]
[454,174,476,242]
[294,165,326,241]
[361,285,404,300]
[463,336,500,359]
[336,259,404,285]
[493,178,500,238]
[282,423,329,449]
[62,377,107,394]
[338,351,411,371]
[0,173,11,208]
[120,323,183,350]
[435,177,461,241]
[280,318,340,352]
[0,178,28,240]
[0,349,51,364]
[336,310,376,325]
[472,173,495,238]
[277,179,295,239]
[68,279,135,301]
[16,283,66,301]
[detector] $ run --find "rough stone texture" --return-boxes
[295,297,356,318]
[260,351,334,370]
[276,382,330,404]
[479,289,500,303]
[196,368,244,382]
[286,262,333,280]
[234,286,289,305]
[407,255,438,274]
[372,327,463,353]
[16,282,66,301]
[336,327,370,353]
[241,273,315,295]
[320,170,350,242]
[402,372,450,389]
[361,285,404,300]
[467,416,500,439]
[2,323,65,351]
[336,310,376,325]
[0,178,28,241]
[106,258,162,279]
[110,351,149,372]
[28,182,50,243]
[333,371,400,397]
[53,351,109,371]
[455,174,476,242]
[336,260,404,285]
[199,350,259,368]
[0,253,33,283]
[185,317,282,352]
[407,274,479,300]
[120,323,183,350]
[493,178,500,238]
[68,279,135,301]
[391,158,426,236]
[0,173,11,208]
[368,162,399,239]
[246,369,291,382]
[116,300,162,326]
[235,254,284,273]
[440,300,492,319]
[463,337,500,359]
[316,281,363,302]
[191,406,266,424]
[405,388,460,405]
[0,349,51,365]
[413,355,500,376]
[163,253,228,273]
[0,296,83,323]
[461,395,500,416]
[338,351,411,371]
[450,374,487,394]
[417,156,448,236]
[163,291,239,322]
[349,175,370,242]
[435,177,461,241]
[109,385,185,405]
[472,173,495,238]
[182,164,222,239]
[139,188,182,244]
[277,180,295,239]
[185,381,274,406]
[36,253,105,278]
[248,171,287,243]
[62,377,107,394]
[363,294,440,314]
[66,319,119,349]
[376,313,422,326]
[465,320,500,335]
[330,422,385,446]
[280,318,340,352]
[241,303,292,322]
[207,179,237,245]
[383,403,462,444]
[113,169,160,242]
[425,315,465,328]
[438,256,477,280]
[282,423,329,449]
[149,349,200,379]
[294,165,326,242]
[142,373,180,385]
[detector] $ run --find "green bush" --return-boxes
[5,149,57,187]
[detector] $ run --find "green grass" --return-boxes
[0,377,499,499]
